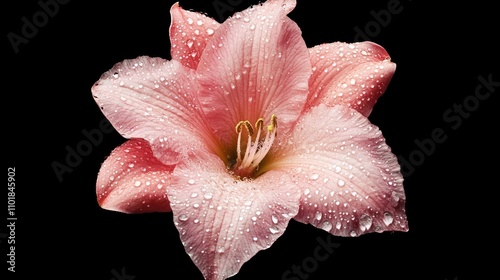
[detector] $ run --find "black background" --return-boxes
[4,0,498,279]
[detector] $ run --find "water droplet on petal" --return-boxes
[310,173,319,180]
[203,193,213,200]
[179,214,188,222]
[321,221,333,231]
[383,212,394,225]
[271,215,279,224]
[206,28,214,35]
[359,214,373,231]
[315,212,323,221]
[190,192,198,198]
[252,236,258,241]
[337,179,345,187]
[187,179,196,185]
[335,221,342,230]
[134,181,141,187]
[269,227,280,234]
[391,191,401,203]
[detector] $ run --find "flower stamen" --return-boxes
[233,115,277,178]
[236,120,252,163]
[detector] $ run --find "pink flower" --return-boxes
[91,0,408,279]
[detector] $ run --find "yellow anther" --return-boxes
[255,118,264,130]
[235,121,245,134]
[244,121,254,136]
[267,114,277,132]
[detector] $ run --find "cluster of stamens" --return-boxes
[232,115,277,178]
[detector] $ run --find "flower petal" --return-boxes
[306,42,396,117]
[169,3,221,69]
[92,56,218,164]
[167,150,300,280]
[96,138,174,213]
[196,0,310,148]
[268,104,407,236]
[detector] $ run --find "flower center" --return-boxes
[231,115,277,179]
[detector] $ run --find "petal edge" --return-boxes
[169,2,221,69]
[167,150,300,280]
[306,42,396,117]
[269,104,408,236]
[97,138,174,213]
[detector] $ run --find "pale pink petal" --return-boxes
[96,138,174,213]
[91,56,218,164]
[169,3,221,69]
[196,0,310,148]
[167,150,300,280]
[306,42,396,117]
[267,104,407,236]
